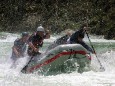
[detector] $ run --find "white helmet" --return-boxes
[37,26,45,32]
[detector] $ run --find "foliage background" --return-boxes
[0,0,114,39]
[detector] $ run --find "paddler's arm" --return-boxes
[28,42,38,52]
[44,30,50,39]
[80,41,94,53]
[12,39,21,57]
[27,34,39,52]
[12,46,20,57]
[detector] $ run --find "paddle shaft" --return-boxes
[21,51,41,72]
[21,56,34,72]
[85,31,104,68]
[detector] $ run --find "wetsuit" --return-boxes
[68,29,93,53]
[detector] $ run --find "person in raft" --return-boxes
[10,32,29,68]
[27,25,50,57]
[67,24,94,53]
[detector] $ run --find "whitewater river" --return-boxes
[0,32,115,86]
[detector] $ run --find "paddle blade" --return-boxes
[21,66,27,73]
[100,66,105,72]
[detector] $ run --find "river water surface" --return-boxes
[0,32,115,86]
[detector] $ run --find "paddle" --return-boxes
[21,52,41,73]
[85,30,105,71]
[21,56,34,73]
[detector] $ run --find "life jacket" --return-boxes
[30,33,44,48]
[27,33,44,56]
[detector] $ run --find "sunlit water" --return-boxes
[0,32,115,86]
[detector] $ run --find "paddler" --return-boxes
[27,25,50,57]
[67,24,94,53]
[10,32,29,68]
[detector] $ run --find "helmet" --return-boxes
[37,26,45,32]
[22,32,29,37]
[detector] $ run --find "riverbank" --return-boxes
[0,0,114,40]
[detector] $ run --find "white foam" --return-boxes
[0,33,115,86]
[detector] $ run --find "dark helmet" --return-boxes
[22,32,29,37]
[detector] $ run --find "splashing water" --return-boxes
[0,33,115,86]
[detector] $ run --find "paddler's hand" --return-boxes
[33,48,39,52]
[83,26,90,33]
[16,52,21,57]
[92,51,96,54]
[45,30,50,39]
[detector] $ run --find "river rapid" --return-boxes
[0,32,115,86]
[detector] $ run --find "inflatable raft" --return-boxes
[21,44,91,74]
